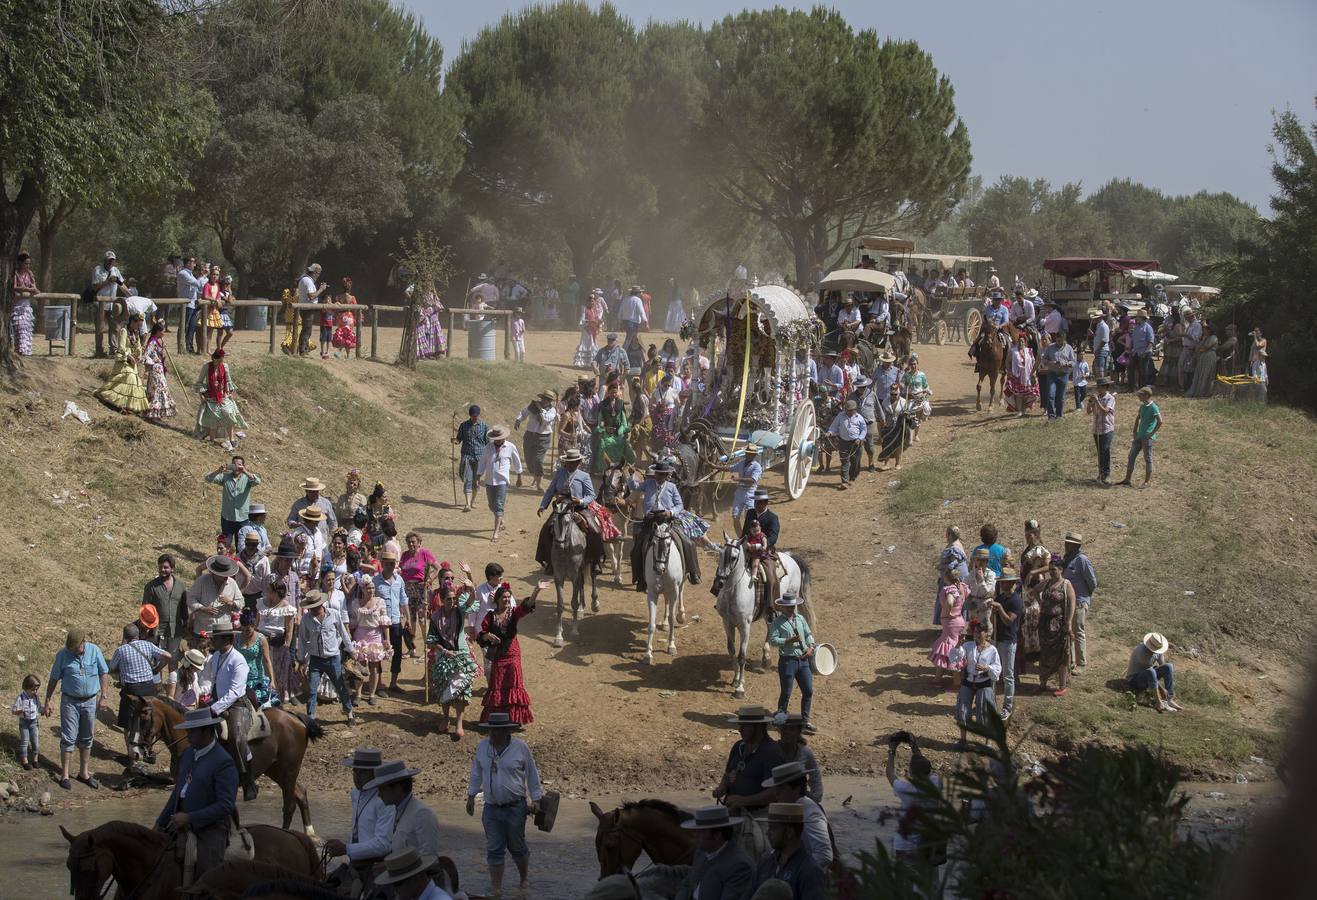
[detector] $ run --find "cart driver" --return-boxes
[1011,287,1036,328]
[629,461,702,593]
[888,264,909,301]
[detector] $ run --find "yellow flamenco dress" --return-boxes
[93,329,149,414]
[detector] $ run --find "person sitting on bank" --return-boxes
[713,705,786,813]
[534,449,604,573]
[154,707,238,880]
[629,461,702,592]
[1127,631,1183,713]
[673,806,754,900]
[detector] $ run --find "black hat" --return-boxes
[275,536,299,560]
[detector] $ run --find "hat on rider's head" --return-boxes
[647,461,674,476]
[560,448,584,463]
[476,712,524,731]
[773,592,804,608]
[1088,308,1105,319]
[753,488,771,502]
[742,444,760,455]
[374,848,435,887]
[209,617,237,637]
[765,802,807,825]
[728,705,774,726]
[679,805,744,831]
[340,747,385,769]
[762,760,818,788]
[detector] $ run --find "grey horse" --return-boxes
[547,495,599,647]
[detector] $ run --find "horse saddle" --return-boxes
[577,508,601,535]
[179,821,254,891]
[218,709,271,744]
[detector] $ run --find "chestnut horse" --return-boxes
[138,697,324,833]
[590,799,694,877]
[60,820,320,900]
[973,320,1010,410]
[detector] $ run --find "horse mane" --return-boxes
[158,696,188,716]
[621,798,691,824]
[92,820,164,847]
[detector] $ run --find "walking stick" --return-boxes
[422,575,432,707]
[449,410,460,507]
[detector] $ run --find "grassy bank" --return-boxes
[885,394,1313,772]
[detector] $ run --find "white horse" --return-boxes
[643,520,686,664]
[713,533,813,698]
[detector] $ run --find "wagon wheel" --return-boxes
[933,318,948,345]
[964,308,982,345]
[784,401,818,500]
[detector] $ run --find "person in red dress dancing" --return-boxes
[477,581,549,724]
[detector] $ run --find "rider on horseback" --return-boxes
[968,290,1012,360]
[535,449,605,573]
[154,707,238,880]
[207,618,258,801]
[630,461,702,592]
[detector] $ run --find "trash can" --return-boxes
[245,302,269,331]
[467,318,496,360]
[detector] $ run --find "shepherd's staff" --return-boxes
[449,410,460,507]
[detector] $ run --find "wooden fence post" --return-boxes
[268,302,277,354]
[503,313,511,360]
[370,306,381,361]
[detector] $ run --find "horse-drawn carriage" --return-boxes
[1042,256,1163,335]
[676,284,821,501]
[881,250,996,345]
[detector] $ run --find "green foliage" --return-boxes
[836,717,1227,899]
[1212,104,1317,408]
[698,6,971,285]
[447,2,653,284]
[965,177,1112,285]
[394,232,455,368]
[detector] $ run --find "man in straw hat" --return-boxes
[290,505,328,579]
[476,424,523,542]
[1116,385,1161,488]
[296,589,356,724]
[749,803,826,898]
[153,707,238,878]
[816,350,844,394]
[323,748,394,876]
[206,616,258,799]
[1061,533,1097,676]
[371,848,452,900]
[1126,631,1182,713]
[871,349,900,400]
[514,390,559,491]
[713,706,785,813]
[467,712,544,895]
[288,476,337,541]
[368,759,441,860]
[762,762,831,865]
[827,397,868,490]
[671,805,753,900]
[187,554,243,642]
[535,447,599,572]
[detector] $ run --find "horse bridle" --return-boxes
[138,701,187,763]
[71,842,172,900]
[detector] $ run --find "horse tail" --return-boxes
[283,708,325,743]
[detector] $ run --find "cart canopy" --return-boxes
[818,268,897,293]
[696,283,814,334]
[1123,269,1178,282]
[1043,257,1160,278]
[1166,285,1220,295]
[851,235,915,253]
[883,252,994,269]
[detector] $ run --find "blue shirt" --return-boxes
[972,542,1008,577]
[872,363,900,398]
[828,411,868,441]
[641,479,684,514]
[50,643,109,698]
[1063,551,1098,607]
[456,420,488,461]
[109,640,167,685]
[985,304,1009,326]
[541,467,596,508]
[237,521,270,553]
[1131,321,1156,355]
[176,268,202,309]
[372,573,408,625]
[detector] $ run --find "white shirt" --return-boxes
[1093,318,1111,354]
[892,775,942,853]
[293,525,327,576]
[948,642,1001,683]
[210,645,250,714]
[468,737,544,805]
[94,265,123,298]
[620,293,648,327]
[296,274,318,304]
[125,294,157,327]
[1042,309,1065,336]
[836,306,861,327]
[515,403,558,434]
[347,786,394,862]
[868,297,890,323]
[800,795,832,865]
[471,281,499,304]
[477,441,523,486]
[471,582,499,631]
[1012,298,1035,324]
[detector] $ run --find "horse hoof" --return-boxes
[553,635,564,648]
[570,623,580,637]
[644,653,653,665]
[666,644,676,656]
[591,599,600,613]
[734,689,746,699]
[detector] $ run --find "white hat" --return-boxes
[374,848,434,886]
[1143,632,1169,655]
[364,759,421,790]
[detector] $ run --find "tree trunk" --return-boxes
[566,234,594,292]
[789,224,813,292]
[0,177,42,373]
[36,197,74,293]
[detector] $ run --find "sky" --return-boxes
[405,0,1317,211]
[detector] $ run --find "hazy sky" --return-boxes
[406,0,1316,211]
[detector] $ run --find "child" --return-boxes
[332,278,358,355]
[1118,385,1162,488]
[744,518,779,602]
[318,292,335,359]
[201,270,222,356]
[218,276,236,349]
[1073,347,1090,410]
[511,307,527,363]
[11,674,41,769]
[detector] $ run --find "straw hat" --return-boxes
[536,390,558,402]
[764,802,806,824]
[743,444,760,455]
[1143,632,1169,655]
[299,477,326,492]
[878,351,896,364]
[679,805,744,830]
[299,590,328,610]
[379,548,399,561]
[488,425,510,441]
[364,759,421,791]
[339,747,385,769]
[298,506,325,523]
[1063,532,1083,545]
[205,555,239,578]
[475,712,523,731]
[727,705,774,726]
[761,760,817,788]
[561,449,584,463]
[374,848,433,886]
[180,648,207,670]
[176,708,224,730]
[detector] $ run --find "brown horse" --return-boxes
[973,320,1010,410]
[590,799,695,877]
[60,820,321,900]
[139,697,324,833]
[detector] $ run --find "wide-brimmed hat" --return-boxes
[972,547,990,561]
[488,425,510,441]
[743,444,760,455]
[364,760,422,791]
[1063,531,1083,545]
[647,461,674,476]
[728,705,774,726]
[853,376,873,388]
[340,747,385,769]
[299,477,326,492]
[629,285,644,294]
[475,712,524,731]
[176,708,223,730]
[275,536,299,559]
[753,489,771,502]
[1135,308,1149,319]
[374,848,434,886]
[206,555,239,578]
[878,351,896,364]
[243,531,261,545]
[298,506,325,524]
[1088,308,1105,319]
[180,648,207,670]
[996,572,1020,585]
[775,712,806,730]
[1143,632,1169,655]
[773,593,804,607]
[209,617,237,637]
[764,802,806,824]
[561,449,584,463]
[248,503,266,516]
[379,548,399,561]
[138,604,159,629]
[299,590,328,610]
[1025,289,1039,299]
[762,760,817,788]
[536,390,558,402]
[679,805,744,830]
[844,399,858,411]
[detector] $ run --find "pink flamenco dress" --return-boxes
[332,301,358,350]
[928,581,969,670]
[351,598,390,664]
[478,599,535,724]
